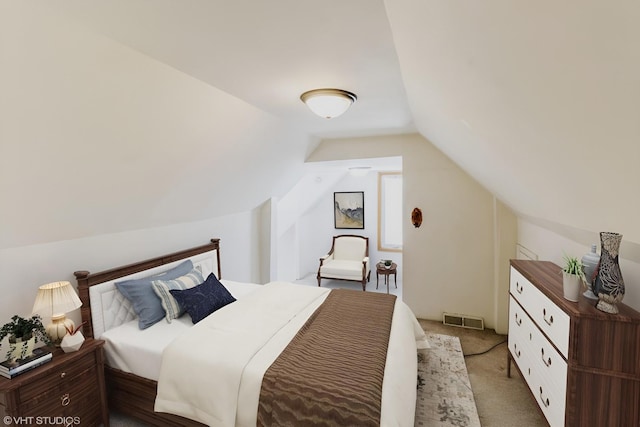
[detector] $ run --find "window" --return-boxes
[378,172,403,251]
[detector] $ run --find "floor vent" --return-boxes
[443,313,485,330]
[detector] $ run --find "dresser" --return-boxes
[508,260,640,426]
[0,338,109,426]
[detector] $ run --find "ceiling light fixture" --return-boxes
[300,88,357,119]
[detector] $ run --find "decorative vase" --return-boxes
[594,232,625,314]
[8,336,35,361]
[581,244,600,300]
[562,272,582,302]
[61,331,85,353]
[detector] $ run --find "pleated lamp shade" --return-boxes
[32,281,82,345]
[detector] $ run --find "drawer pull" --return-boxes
[541,348,552,367]
[539,386,550,408]
[513,343,521,358]
[516,282,524,294]
[542,308,554,326]
[60,372,66,379]
[515,313,522,326]
[61,393,70,407]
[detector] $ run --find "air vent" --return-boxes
[443,313,485,330]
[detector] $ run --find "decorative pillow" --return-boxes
[170,273,236,324]
[115,260,194,329]
[151,268,205,322]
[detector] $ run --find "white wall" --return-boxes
[295,171,403,285]
[0,211,259,350]
[518,218,640,312]
[307,134,515,331]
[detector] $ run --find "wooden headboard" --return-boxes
[74,238,221,339]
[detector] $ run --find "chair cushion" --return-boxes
[333,237,366,260]
[320,259,364,279]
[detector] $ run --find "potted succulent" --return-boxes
[384,259,393,269]
[0,315,51,361]
[562,254,586,302]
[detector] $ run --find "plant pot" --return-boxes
[562,272,582,302]
[8,336,35,361]
[61,331,85,353]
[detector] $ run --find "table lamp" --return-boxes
[32,281,82,346]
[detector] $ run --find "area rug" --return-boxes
[415,333,481,427]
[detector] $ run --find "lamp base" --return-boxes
[46,315,75,347]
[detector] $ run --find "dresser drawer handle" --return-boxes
[61,393,70,407]
[516,282,524,294]
[542,308,554,326]
[541,348,552,367]
[539,386,550,408]
[515,313,522,326]
[513,343,521,358]
[60,372,66,379]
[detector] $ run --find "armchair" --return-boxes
[317,235,370,291]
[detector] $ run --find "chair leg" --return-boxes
[317,274,321,287]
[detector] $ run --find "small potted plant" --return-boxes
[384,259,393,269]
[562,254,586,302]
[0,315,51,361]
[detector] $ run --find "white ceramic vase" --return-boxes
[562,272,582,302]
[61,331,85,353]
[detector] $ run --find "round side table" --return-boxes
[376,262,397,294]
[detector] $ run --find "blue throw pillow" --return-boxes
[170,273,236,324]
[116,259,194,329]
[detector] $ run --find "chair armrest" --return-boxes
[319,254,333,267]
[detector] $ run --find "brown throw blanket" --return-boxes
[257,289,397,427]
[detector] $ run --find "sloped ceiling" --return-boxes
[384,0,640,243]
[2,1,639,249]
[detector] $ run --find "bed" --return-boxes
[74,238,427,426]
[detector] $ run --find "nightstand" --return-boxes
[0,338,109,426]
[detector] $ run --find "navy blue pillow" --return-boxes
[116,259,194,329]
[170,273,236,324]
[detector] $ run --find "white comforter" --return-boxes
[154,281,427,427]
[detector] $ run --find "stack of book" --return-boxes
[0,348,52,379]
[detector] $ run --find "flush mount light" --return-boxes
[300,88,357,119]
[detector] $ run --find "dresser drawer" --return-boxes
[510,267,570,358]
[528,356,567,427]
[508,296,534,369]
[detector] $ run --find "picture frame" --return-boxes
[334,191,364,229]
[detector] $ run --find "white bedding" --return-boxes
[154,281,428,427]
[100,280,261,381]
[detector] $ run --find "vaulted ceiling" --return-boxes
[3,1,639,249]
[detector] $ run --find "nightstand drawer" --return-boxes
[19,351,95,402]
[19,366,96,414]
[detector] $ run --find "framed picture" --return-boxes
[334,191,364,229]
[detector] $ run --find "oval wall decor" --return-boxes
[411,208,423,228]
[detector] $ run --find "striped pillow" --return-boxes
[152,268,205,322]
